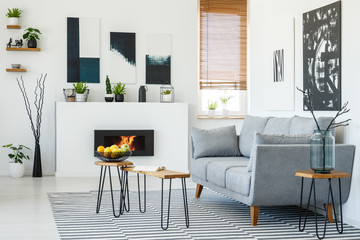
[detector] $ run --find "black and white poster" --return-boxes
[273,49,284,82]
[303,1,341,111]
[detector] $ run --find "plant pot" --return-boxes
[222,109,230,117]
[208,110,216,117]
[105,94,114,102]
[27,39,37,48]
[75,89,89,102]
[115,94,124,102]
[310,130,335,173]
[161,94,172,103]
[8,162,25,178]
[8,17,19,25]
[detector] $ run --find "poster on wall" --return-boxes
[67,17,100,83]
[110,32,136,84]
[303,1,341,111]
[146,34,172,84]
[263,18,295,111]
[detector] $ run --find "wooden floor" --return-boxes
[0,175,196,240]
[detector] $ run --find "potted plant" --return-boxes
[105,75,114,102]
[73,82,89,102]
[220,91,233,117]
[112,82,126,102]
[208,100,218,117]
[161,90,172,102]
[23,28,41,48]
[6,8,23,25]
[2,144,30,178]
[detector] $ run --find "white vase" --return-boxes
[8,162,25,178]
[208,110,216,117]
[222,109,230,117]
[8,17,19,25]
[162,94,172,103]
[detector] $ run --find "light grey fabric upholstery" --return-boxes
[263,117,292,135]
[191,126,240,159]
[226,167,252,196]
[239,116,270,157]
[206,158,249,187]
[290,116,335,136]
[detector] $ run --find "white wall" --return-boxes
[0,0,243,176]
[250,0,360,228]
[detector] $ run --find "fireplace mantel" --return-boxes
[55,102,188,177]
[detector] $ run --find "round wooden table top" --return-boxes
[95,161,133,167]
[295,170,350,179]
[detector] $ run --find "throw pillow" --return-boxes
[191,125,241,159]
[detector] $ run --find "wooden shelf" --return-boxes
[6,47,40,51]
[6,68,27,72]
[7,25,21,29]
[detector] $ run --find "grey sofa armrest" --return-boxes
[250,144,355,206]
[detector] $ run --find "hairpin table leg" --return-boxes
[96,166,107,213]
[137,173,146,213]
[161,178,172,230]
[181,178,190,228]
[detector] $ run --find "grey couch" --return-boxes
[191,115,355,226]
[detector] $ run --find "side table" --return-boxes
[295,170,350,239]
[95,161,133,217]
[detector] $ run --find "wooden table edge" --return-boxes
[295,170,351,179]
[122,167,190,179]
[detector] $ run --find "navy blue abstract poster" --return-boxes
[146,55,171,84]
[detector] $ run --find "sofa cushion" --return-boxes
[206,157,250,188]
[239,115,270,157]
[226,167,252,196]
[247,132,311,172]
[191,158,214,181]
[263,117,292,135]
[191,126,241,159]
[290,116,334,135]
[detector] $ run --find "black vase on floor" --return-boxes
[33,142,42,177]
[28,39,37,48]
[115,94,124,102]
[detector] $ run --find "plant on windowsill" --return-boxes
[2,144,30,178]
[73,82,89,102]
[297,87,351,173]
[220,91,233,117]
[6,8,23,25]
[112,82,126,102]
[23,27,41,48]
[104,75,114,102]
[208,100,218,118]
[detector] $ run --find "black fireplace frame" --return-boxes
[94,130,154,156]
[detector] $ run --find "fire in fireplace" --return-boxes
[94,130,154,156]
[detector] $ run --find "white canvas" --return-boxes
[264,18,295,111]
[146,33,171,55]
[79,18,100,58]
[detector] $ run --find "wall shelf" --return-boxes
[6,68,27,72]
[7,25,21,29]
[6,47,41,51]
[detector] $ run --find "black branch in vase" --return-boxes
[16,74,47,177]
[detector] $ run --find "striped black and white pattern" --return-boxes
[49,189,360,240]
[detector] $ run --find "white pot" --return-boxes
[162,94,172,103]
[222,109,230,117]
[8,162,25,178]
[208,110,216,117]
[8,17,19,25]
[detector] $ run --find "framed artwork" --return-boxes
[303,1,341,111]
[67,17,100,83]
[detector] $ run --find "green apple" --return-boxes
[119,148,127,156]
[121,144,130,152]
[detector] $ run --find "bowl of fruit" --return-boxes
[95,144,132,162]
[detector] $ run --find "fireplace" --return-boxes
[94,130,154,156]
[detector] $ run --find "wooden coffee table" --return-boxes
[123,167,190,230]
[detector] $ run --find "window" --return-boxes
[199,0,247,116]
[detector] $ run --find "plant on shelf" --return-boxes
[161,90,172,95]
[6,8,23,25]
[73,82,89,102]
[2,144,30,178]
[208,100,218,117]
[23,28,42,48]
[219,91,233,117]
[112,82,126,102]
[104,75,114,102]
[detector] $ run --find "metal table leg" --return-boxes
[299,177,314,232]
[137,173,146,213]
[161,178,172,230]
[181,178,190,228]
[96,166,107,213]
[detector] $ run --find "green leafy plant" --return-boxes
[73,82,88,94]
[208,100,218,110]
[161,90,172,95]
[105,75,112,94]
[6,8,23,18]
[23,28,42,41]
[112,82,126,95]
[2,144,30,164]
[220,91,233,105]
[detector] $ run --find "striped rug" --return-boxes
[48,189,360,240]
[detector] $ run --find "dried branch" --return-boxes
[325,102,351,131]
[296,87,321,130]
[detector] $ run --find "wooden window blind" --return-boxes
[200,0,247,90]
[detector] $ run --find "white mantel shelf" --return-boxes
[55,102,188,177]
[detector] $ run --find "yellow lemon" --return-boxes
[97,146,105,153]
[110,145,119,150]
[104,147,112,158]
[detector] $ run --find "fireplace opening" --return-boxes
[94,130,154,156]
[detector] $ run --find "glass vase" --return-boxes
[310,130,335,173]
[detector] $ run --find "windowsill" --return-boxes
[197,115,246,119]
